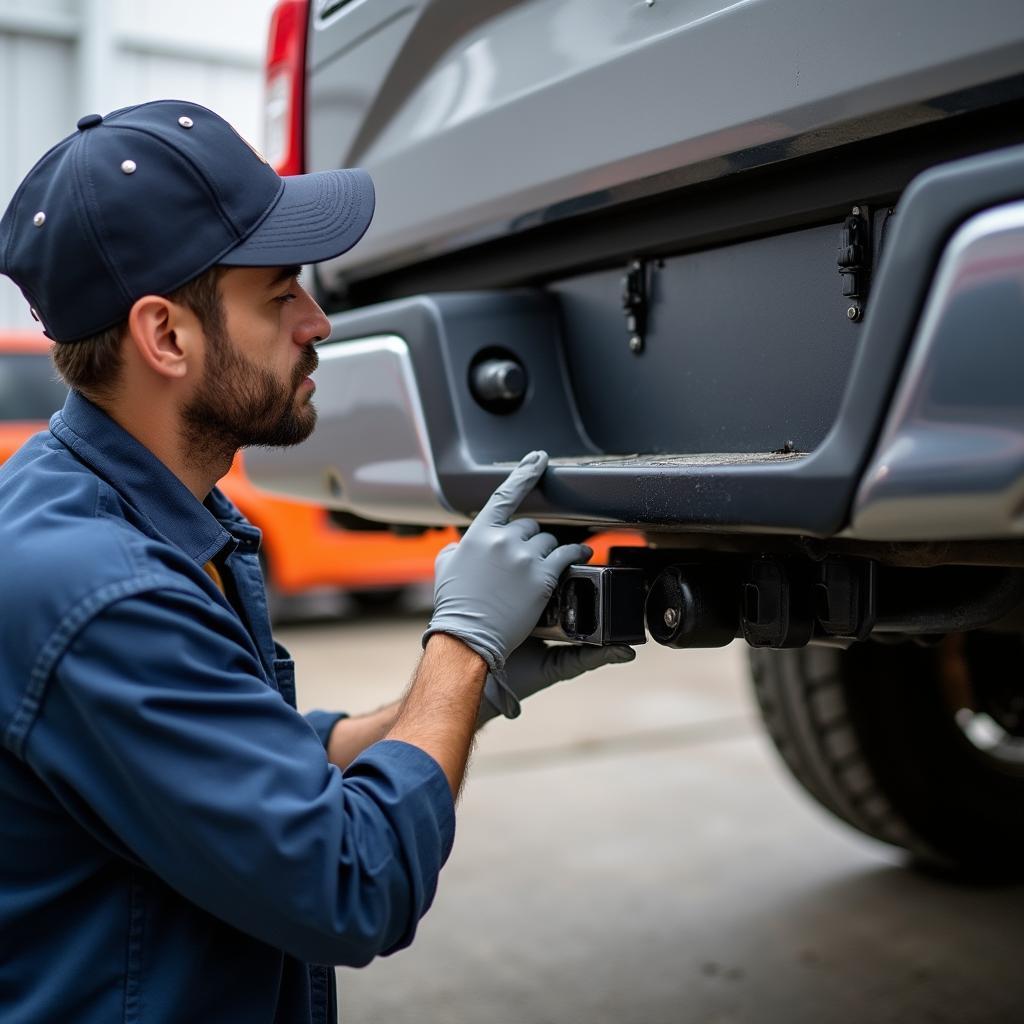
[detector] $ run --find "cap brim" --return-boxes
[218,167,374,267]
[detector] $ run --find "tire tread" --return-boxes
[750,647,934,857]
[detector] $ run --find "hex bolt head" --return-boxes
[629,335,643,353]
[663,607,680,629]
[846,305,861,321]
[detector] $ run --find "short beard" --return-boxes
[181,321,318,471]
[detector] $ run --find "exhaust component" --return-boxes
[533,565,647,646]
[873,567,1024,634]
[645,565,738,649]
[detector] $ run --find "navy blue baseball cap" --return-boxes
[0,99,374,342]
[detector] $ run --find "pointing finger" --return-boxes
[478,451,549,525]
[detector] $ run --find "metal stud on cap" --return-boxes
[178,116,194,128]
[121,160,137,174]
[33,212,46,227]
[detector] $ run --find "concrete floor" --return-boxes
[281,606,1024,1024]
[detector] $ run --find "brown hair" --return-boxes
[51,265,226,402]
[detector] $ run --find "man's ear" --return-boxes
[126,295,199,380]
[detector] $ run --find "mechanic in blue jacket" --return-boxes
[0,100,635,1024]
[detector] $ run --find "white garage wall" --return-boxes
[0,0,280,329]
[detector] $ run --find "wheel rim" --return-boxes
[940,632,1024,771]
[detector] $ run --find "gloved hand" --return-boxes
[422,451,592,673]
[477,637,637,725]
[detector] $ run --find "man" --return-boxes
[0,101,635,1023]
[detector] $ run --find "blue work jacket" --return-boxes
[0,391,455,1023]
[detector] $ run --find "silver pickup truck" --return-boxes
[251,0,1024,878]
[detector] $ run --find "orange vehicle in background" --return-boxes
[0,332,642,616]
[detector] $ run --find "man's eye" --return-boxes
[275,292,298,305]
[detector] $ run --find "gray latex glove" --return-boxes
[422,450,592,673]
[477,637,637,725]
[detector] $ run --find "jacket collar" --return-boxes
[50,390,238,565]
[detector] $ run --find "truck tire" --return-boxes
[748,634,1024,878]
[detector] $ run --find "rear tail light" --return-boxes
[264,0,309,176]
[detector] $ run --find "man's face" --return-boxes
[182,266,331,454]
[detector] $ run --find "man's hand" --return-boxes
[477,638,636,725]
[422,451,591,673]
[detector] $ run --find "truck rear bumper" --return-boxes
[247,143,1024,540]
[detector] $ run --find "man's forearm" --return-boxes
[385,633,488,798]
[325,636,490,775]
[325,701,402,770]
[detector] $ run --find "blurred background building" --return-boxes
[0,0,279,329]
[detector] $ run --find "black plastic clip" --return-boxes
[838,205,871,322]
[741,557,815,649]
[621,258,649,354]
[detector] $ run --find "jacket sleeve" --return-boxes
[305,709,347,749]
[24,586,455,967]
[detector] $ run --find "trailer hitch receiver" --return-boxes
[533,565,647,645]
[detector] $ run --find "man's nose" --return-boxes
[294,290,331,346]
